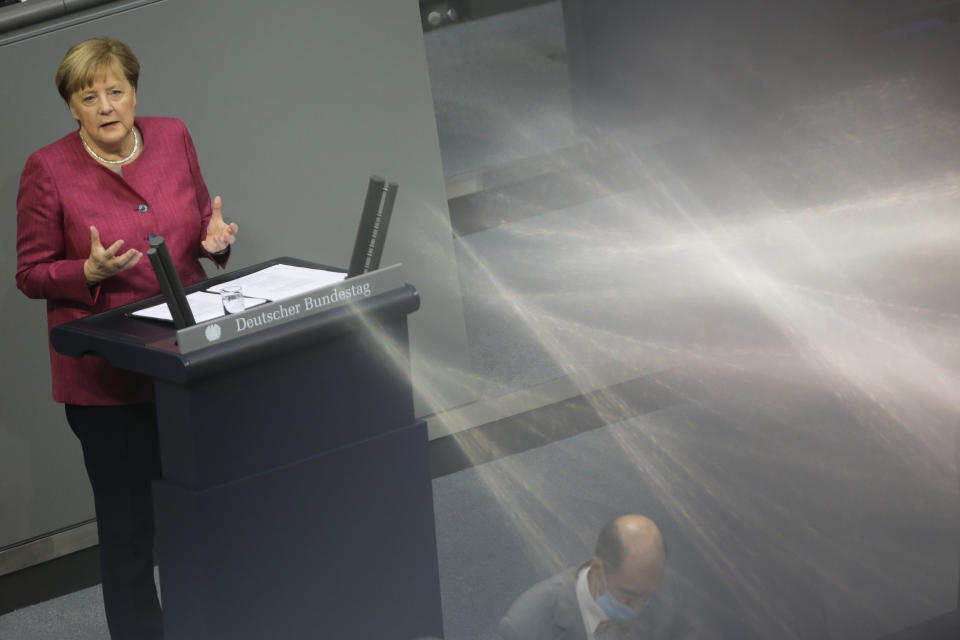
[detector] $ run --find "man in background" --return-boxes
[498,514,697,640]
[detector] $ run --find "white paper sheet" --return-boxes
[133,291,268,323]
[205,264,347,301]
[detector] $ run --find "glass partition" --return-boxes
[424,2,960,638]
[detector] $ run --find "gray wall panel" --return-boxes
[0,0,473,551]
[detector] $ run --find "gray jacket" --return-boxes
[498,565,697,640]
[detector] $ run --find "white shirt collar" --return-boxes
[575,565,608,638]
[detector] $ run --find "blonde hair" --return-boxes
[55,37,140,103]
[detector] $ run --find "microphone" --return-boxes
[146,235,195,329]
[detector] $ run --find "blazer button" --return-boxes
[138,204,149,213]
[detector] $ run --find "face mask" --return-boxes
[596,591,642,622]
[596,566,643,622]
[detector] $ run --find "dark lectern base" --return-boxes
[154,421,441,640]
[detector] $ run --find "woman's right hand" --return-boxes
[83,225,142,285]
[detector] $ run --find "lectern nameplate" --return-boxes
[176,263,404,353]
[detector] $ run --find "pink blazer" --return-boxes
[16,117,225,405]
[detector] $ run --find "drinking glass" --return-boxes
[220,285,245,314]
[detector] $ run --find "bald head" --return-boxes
[591,515,666,613]
[595,515,664,569]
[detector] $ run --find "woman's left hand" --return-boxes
[201,195,239,254]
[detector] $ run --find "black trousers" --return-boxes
[65,403,164,640]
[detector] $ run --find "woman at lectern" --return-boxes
[15,37,238,640]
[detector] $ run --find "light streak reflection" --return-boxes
[359,77,960,638]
